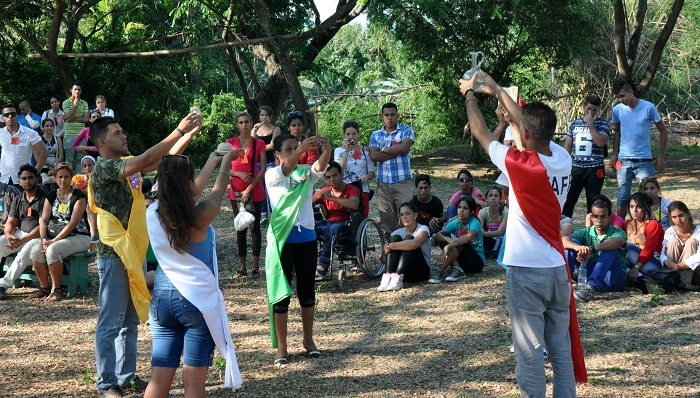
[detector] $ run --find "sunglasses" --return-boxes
[458,177,472,183]
[2,112,18,117]
[287,110,303,117]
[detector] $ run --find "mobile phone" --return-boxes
[350,139,356,145]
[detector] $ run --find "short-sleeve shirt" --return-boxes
[391,223,431,265]
[411,195,444,226]
[478,206,508,232]
[265,163,324,233]
[0,125,43,183]
[570,225,628,264]
[313,183,360,223]
[566,118,610,168]
[62,98,90,122]
[47,188,90,235]
[449,187,484,206]
[9,188,48,233]
[333,146,375,192]
[489,141,572,268]
[443,216,485,262]
[611,99,662,159]
[370,123,414,184]
[91,157,139,257]
[226,136,266,202]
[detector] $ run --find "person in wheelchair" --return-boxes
[313,161,361,279]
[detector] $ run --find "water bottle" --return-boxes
[577,263,587,289]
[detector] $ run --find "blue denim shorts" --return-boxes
[149,289,215,368]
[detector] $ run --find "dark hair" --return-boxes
[42,118,55,128]
[415,174,431,186]
[639,176,661,194]
[71,81,82,89]
[591,199,612,216]
[236,111,252,123]
[287,113,304,127]
[398,201,417,213]
[584,94,601,107]
[613,78,635,95]
[259,105,273,117]
[628,192,653,221]
[457,195,477,216]
[156,156,196,253]
[326,161,342,175]
[2,104,16,112]
[457,168,473,180]
[381,103,398,113]
[591,194,612,207]
[273,133,297,152]
[668,201,693,225]
[342,120,359,131]
[89,116,117,144]
[521,102,557,143]
[49,96,60,103]
[18,164,39,177]
[485,185,505,216]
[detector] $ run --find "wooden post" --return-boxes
[305,99,327,136]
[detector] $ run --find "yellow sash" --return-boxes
[88,171,150,322]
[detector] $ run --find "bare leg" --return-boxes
[182,365,209,398]
[301,306,317,351]
[274,312,288,358]
[47,261,64,290]
[33,261,50,289]
[238,257,247,274]
[441,246,460,269]
[144,366,177,398]
[252,255,260,272]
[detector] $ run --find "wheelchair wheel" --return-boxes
[337,269,347,291]
[356,218,386,278]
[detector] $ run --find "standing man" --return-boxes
[609,79,669,218]
[0,104,48,185]
[562,94,610,217]
[0,165,47,300]
[89,114,202,397]
[410,174,444,236]
[17,100,42,132]
[63,82,90,171]
[369,103,414,235]
[460,73,586,396]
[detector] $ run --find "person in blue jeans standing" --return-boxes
[609,79,669,218]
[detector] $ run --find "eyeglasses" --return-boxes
[458,177,472,183]
[287,110,303,117]
[2,112,18,117]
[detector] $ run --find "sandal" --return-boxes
[233,269,248,279]
[273,355,289,367]
[303,342,321,358]
[251,269,261,279]
[29,287,51,299]
[44,288,63,302]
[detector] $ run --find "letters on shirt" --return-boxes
[550,175,570,196]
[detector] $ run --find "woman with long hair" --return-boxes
[71,110,101,162]
[39,118,65,175]
[660,201,700,288]
[145,149,244,397]
[286,111,319,165]
[41,96,65,137]
[639,177,671,230]
[334,120,375,218]
[226,112,267,278]
[478,186,508,259]
[252,105,281,222]
[625,192,663,281]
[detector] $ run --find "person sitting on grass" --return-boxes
[312,161,360,280]
[443,169,486,222]
[479,185,508,259]
[660,201,700,289]
[639,177,671,230]
[563,199,628,302]
[430,195,485,283]
[376,202,430,292]
[585,194,625,229]
[410,174,444,236]
[625,192,663,282]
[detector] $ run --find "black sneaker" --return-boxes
[98,386,132,398]
[0,287,7,300]
[122,376,148,394]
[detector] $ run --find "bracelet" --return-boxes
[464,88,475,96]
[41,237,48,241]
[218,171,231,178]
[176,128,186,135]
[464,97,478,106]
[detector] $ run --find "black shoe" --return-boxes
[0,287,7,300]
[122,376,148,394]
[98,386,132,398]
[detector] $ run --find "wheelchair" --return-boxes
[315,206,386,291]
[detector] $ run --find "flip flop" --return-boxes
[273,355,289,367]
[233,269,248,279]
[303,343,321,358]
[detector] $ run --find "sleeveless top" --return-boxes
[42,135,59,172]
[154,225,215,290]
[259,134,274,164]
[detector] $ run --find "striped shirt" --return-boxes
[370,123,414,184]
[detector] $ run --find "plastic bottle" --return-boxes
[577,263,587,289]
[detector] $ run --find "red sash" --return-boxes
[505,148,588,383]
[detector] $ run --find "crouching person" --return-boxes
[563,199,627,302]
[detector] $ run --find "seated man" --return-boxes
[313,161,360,279]
[0,165,48,300]
[563,199,627,302]
[410,174,443,236]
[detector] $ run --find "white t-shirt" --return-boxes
[489,141,572,268]
[391,223,431,265]
[265,162,324,231]
[504,125,514,142]
[0,125,43,183]
[660,224,700,270]
[333,146,374,192]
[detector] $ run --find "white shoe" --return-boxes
[388,273,404,291]
[377,273,391,291]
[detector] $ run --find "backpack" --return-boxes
[640,269,682,294]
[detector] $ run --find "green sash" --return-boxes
[265,166,313,347]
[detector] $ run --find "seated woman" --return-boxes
[376,202,430,292]
[444,168,486,221]
[28,163,91,301]
[660,201,700,288]
[639,177,671,230]
[585,194,625,229]
[478,186,508,259]
[334,120,375,218]
[431,195,485,283]
[625,192,663,281]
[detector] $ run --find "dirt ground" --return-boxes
[0,144,699,397]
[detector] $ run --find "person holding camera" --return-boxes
[334,120,375,218]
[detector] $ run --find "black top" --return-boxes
[9,188,48,233]
[411,194,444,226]
[47,188,90,235]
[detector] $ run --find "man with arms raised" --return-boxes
[89,114,202,397]
[459,73,586,396]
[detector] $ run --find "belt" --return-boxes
[620,158,652,162]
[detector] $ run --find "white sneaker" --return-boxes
[377,273,391,291]
[388,273,404,291]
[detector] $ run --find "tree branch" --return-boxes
[626,0,647,73]
[613,0,631,79]
[638,0,685,96]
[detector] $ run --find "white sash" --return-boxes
[146,203,242,389]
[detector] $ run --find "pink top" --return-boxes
[71,127,97,153]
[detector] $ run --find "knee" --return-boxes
[389,235,403,243]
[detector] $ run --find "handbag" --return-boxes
[47,219,71,239]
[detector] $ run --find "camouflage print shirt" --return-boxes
[91,157,140,258]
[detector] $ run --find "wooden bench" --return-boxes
[1,251,94,298]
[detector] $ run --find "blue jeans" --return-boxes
[616,159,654,209]
[95,257,141,392]
[315,220,347,268]
[566,244,626,292]
[149,290,215,368]
[506,265,575,398]
[626,243,662,275]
